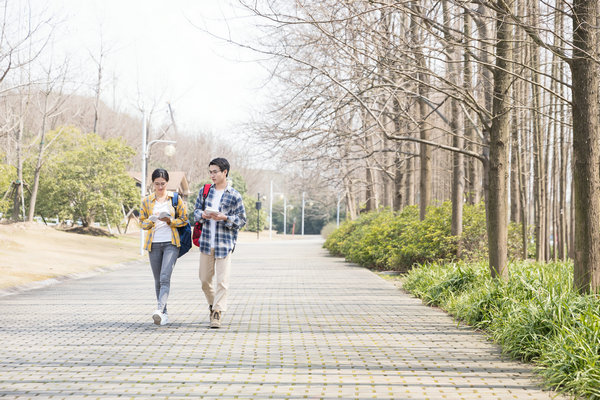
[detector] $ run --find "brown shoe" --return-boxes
[210,310,221,329]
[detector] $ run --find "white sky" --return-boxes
[37,0,269,136]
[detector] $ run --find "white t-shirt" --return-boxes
[152,200,173,243]
[209,189,224,249]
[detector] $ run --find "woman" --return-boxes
[140,168,189,326]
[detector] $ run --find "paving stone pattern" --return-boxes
[0,238,565,399]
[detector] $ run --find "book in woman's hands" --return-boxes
[157,211,171,219]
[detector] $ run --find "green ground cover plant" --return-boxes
[402,261,600,399]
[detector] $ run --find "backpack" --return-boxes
[192,184,212,247]
[172,192,192,258]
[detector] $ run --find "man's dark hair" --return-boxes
[209,158,230,177]
[151,168,169,182]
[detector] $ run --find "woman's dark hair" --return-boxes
[151,168,169,182]
[209,158,230,177]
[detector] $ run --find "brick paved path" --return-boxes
[1,238,564,399]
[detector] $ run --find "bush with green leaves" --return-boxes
[320,221,338,239]
[390,203,455,268]
[36,128,138,227]
[402,260,600,399]
[325,201,531,270]
[324,204,455,270]
[242,193,267,232]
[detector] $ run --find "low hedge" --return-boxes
[324,202,528,271]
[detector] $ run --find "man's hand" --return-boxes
[203,211,227,221]
[214,212,228,221]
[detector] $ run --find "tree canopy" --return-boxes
[35,128,138,227]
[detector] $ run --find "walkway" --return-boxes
[0,238,563,399]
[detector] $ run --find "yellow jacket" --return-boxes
[140,191,188,252]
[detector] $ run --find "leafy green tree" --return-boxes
[243,193,267,232]
[0,161,16,217]
[36,130,138,227]
[229,171,247,196]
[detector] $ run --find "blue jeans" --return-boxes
[148,242,178,314]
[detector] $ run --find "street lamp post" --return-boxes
[256,193,262,240]
[301,191,305,235]
[283,196,287,236]
[139,113,176,255]
[283,197,294,236]
[269,180,273,240]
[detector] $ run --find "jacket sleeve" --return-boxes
[139,196,155,231]
[224,192,246,231]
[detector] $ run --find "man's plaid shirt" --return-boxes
[193,184,246,258]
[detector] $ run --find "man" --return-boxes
[193,158,246,328]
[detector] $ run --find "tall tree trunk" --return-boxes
[474,4,493,206]
[529,0,547,262]
[487,1,513,280]
[558,73,568,260]
[28,94,51,222]
[442,0,464,240]
[410,1,431,220]
[393,98,404,211]
[510,114,521,224]
[516,128,528,259]
[345,178,358,220]
[364,122,377,212]
[570,0,600,293]
[406,142,415,206]
[12,125,24,221]
[463,11,478,206]
[554,0,568,261]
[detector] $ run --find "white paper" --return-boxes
[157,211,171,219]
[204,207,219,216]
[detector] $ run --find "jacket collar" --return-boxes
[149,191,174,201]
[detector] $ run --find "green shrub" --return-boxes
[340,209,397,268]
[390,203,455,269]
[324,211,379,256]
[320,222,338,239]
[325,203,458,271]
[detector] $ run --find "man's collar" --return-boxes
[214,184,231,192]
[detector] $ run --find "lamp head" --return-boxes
[164,144,176,157]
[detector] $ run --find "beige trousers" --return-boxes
[199,249,232,312]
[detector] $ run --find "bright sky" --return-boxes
[38,0,268,136]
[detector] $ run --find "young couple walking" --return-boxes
[139,157,246,329]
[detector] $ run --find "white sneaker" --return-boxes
[152,310,163,325]
[160,313,169,326]
[210,310,221,329]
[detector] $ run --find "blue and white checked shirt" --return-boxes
[193,184,246,258]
